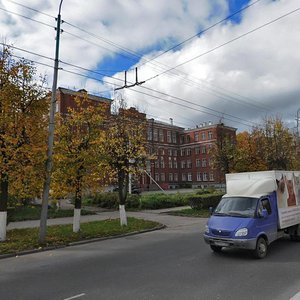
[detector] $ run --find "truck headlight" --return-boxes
[205,225,209,234]
[235,228,248,237]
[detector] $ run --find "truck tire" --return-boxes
[253,237,267,259]
[210,245,222,253]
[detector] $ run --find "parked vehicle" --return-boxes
[204,171,300,258]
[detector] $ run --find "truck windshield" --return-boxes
[214,197,258,218]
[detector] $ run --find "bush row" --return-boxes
[84,190,223,210]
[187,193,224,210]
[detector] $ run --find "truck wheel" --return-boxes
[210,245,222,253]
[253,237,267,259]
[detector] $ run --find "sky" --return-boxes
[1,0,300,132]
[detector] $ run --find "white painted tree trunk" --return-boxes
[73,208,81,233]
[0,211,7,241]
[119,205,127,226]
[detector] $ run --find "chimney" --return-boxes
[170,118,173,125]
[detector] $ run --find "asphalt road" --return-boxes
[1,214,300,300]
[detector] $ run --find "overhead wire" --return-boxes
[4,0,274,114]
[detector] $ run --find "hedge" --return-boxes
[187,193,224,210]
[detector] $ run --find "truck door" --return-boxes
[255,196,278,243]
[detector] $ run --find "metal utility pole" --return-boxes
[39,0,64,243]
[297,108,300,138]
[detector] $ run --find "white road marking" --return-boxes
[290,291,300,300]
[63,293,86,300]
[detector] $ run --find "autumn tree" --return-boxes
[234,131,267,172]
[52,94,108,232]
[210,125,236,181]
[0,46,48,241]
[102,99,147,226]
[253,116,297,170]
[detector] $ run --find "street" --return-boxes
[1,213,300,300]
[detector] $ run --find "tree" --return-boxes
[52,93,108,232]
[210,125,236,181]
[0,46,48,241]
[102,99,147,226]
[234,131,267,172]
[253,116,296,170]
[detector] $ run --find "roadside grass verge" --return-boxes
[8,206,95,222]
[1,217,161,255]
[166,208,210,218]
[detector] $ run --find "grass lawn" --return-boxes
[8,205,95,222]
[167,208,210,218]
[1,217,161,255]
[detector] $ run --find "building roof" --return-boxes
[58,87,112,103]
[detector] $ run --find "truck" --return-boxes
[203,171,300,258]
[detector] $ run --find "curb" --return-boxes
[0,224,166,260]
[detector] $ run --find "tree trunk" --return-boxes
[0,172,8,241]
[118,170,128,226]
[73,174,82,233]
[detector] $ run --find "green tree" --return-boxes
[52,94,108,232]
[0,46,48,241]
[102,99,147,226]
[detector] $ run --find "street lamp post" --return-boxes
[297,108,300,138]
[39,0,64,243]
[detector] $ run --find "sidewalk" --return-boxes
[7,206,194,230]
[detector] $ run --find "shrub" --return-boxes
[88,192,141,209]
[140,192,189,209]
[187,193,224,210]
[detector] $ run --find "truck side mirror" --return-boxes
[209,207,214,215]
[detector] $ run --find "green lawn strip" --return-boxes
[1,217,161,255]
[8,206,95,222]
[166,208,210,218]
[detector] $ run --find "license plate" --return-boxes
[214,241,228,247]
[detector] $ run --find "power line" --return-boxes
[6,0,55,19]
[144,6,300,83]
[0,6,54,29]
[138,0,262,68]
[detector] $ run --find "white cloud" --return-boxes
[1,0,300,132]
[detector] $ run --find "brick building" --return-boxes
[56,87,236,191]
[141,119,236,191]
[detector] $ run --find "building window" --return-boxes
[161,173,165,182]
[155,160,159,168]
[153,129,158,141]
[181,160,186,169]
[169,173,173,181]
[155,173,159,182]
[187,159,192,168]
[182,173,186,181]
[197,172,201,181]
[173,149,178,156]
[202,132,206,140]
[209,173,214,181]
[160,157,165,168]
[159,129,164,142]
[208,131,213,139]
[174,173,178,182]
[201,146,206,154]
[196,159,201,167]
[187,173,192,181]
[148,128,152,141]
[202,158,207,167]
[186,135,191,143]
[167,131,172,143]
[203,172,208,181]
[173,158,178,169]
[180,135,184,144]
[181,149,185,157]
[168,149,172,156]
[194,132,199,142]
[168,157,173,168]
[186,148,191,156]
[172,132,177,143]
[160,148,165,155]
[195,147,200,155]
